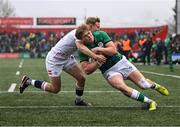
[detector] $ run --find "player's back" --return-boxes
[49,29,77,58]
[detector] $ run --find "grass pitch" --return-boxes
[0,58,180,126]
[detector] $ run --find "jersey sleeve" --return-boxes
[100,31,111,44]
[93,31,112,47]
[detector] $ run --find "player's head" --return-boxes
[75,24,94,44]
[85,16,100,32]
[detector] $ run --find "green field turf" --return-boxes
[0,58,180,126]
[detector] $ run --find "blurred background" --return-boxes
[0,0,179,65]
[0,1,180,126]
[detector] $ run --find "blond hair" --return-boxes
[85,16,100,25]
[75,24,89,40]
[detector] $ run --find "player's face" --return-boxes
[82,31,94,45]
[95,22,100,30]
[90,22,100,32]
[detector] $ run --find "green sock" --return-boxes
[131,89,152,103]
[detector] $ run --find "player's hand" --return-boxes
[94,54,106,63]
[91,47,101,54]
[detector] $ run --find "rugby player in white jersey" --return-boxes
[76,24,169,110]
[19,17,105,106]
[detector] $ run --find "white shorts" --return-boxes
[46,52,77,77]
[103,56,137,80]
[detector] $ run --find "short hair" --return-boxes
[85,16,100,25]
[75,24,89,40]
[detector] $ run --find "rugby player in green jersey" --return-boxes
[76,24,169,111]
[19,17,105,106]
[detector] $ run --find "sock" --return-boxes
[30,79,45,90]
[131,89,152,103]
[138,78,152,89]
[75,85,84,102]
[146,79,157,89]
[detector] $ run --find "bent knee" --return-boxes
[51,87,61,94]
[77,75,86,82]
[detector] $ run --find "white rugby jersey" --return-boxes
[49,29,77,59]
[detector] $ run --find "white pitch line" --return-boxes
[94,70,180,79]
[0,90,120,94]
[8,83,17,92]
[17,59,24,76]
[16,71,20,75]
[18,59,24,68]
[141,70,180,79]
[0,105,179,109]
[18,65,22,68]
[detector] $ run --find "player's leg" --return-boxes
[42,76,61,93]
[19,75,61,93]
[20,55,62,94]
[64,58,91,106]
[112,56,158,92]
[128,69,169,96]
[107,74,157,111]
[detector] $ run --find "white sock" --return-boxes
[144,97,153,103]
[138,78,152,89]
[41,82,47,91]
[130,89,139,99]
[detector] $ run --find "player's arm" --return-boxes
[76,40,106,63]
[91,41,117,56]
[80,61,100,75]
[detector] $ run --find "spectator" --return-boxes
[141,36,153,65]
[121,34,132,59]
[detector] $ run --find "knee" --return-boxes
[51,87,61,94]
[77,75,86,83]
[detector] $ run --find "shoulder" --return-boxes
[69,29,76,36]
[93,31,107,36]
[64,29,76,37]
[61,29,76,41]
[93,31,110,39]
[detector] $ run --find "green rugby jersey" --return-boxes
[78,31,123,73]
